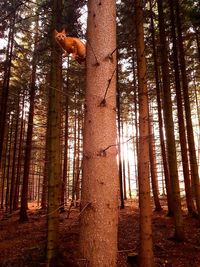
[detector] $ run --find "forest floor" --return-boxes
[0,198,200,267]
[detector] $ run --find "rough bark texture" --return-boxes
[79,1,119,266]
[135,0,154,266]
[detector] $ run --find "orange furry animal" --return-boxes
[54,29,86,64]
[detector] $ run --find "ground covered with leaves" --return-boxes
[0,198,200,266]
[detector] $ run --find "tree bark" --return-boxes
[46,0,62,264]
[13,94,25,211]
[134,0,154,266]
[0,13,15,168]
[19,15,39,222]
[60,81,69,212]
[175,0,200,219]
[149,114,162,212]
[169,0,196,216]
[117,64,124,208]
[9,96,20,213]
[157,0,184,241]
[80,1,119,266]
[149,0,173,216]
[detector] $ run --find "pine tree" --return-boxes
[46,0,62,264]
[134,0,154,265]
[157,0,185,241]
[80,1,119,266]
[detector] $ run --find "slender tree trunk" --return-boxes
[80,1,119,266]
[121,120,127,200]
[9,96,20,213]
[168,0,196,216]
[75,109,81,202]
[1,156,7,209]
[46,0,62,264]
[117,65,124,208]
[149,114,162,211]
[60,83,69,212]
[0,13,15,169]
[41,132,48,210]
[132,52,139,196]
[134,0,154,266]
[37,164,41,206]
[5,115,13,213]
[194,30,200,63]
[157,0,184,241]
[0,122,9,209]
[13,94,25,211]
[193,76,200,129]
[19,17,39,222]
[72,103,77,203]
[149,0,173,216]
[127,160,132,198]
[175,0,200,219]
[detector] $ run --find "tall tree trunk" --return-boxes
[117,64,124,208]
[75,109,81,202]
[157,0,184,241]
[5,115,13,213]
[149,0,173,216]
[121,120,127,200]
[80,1,119,266]
[132,51,139,196]
[175,0,200,219]
[9,96,20,213]
[41,124,48,210]
[19,16,39,222]
[46,0,62,264]
[149,114,162,212]
[134,0,154,266]
[127,160,132,198]
[60,82,69,212]
[13,94,25,211]
[0,13,15,169]
[72,102,77,203]
[168,0,196,216]
[0,122,9,209]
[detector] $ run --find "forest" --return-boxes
[0,0,200,266]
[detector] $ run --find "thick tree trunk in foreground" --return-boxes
[80,1,119,266]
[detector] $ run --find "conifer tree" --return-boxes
[175,0,200,218]
[134,0,154,265]
[46,0,62,264]
[157,0,184,241]
[80,1,119,266]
